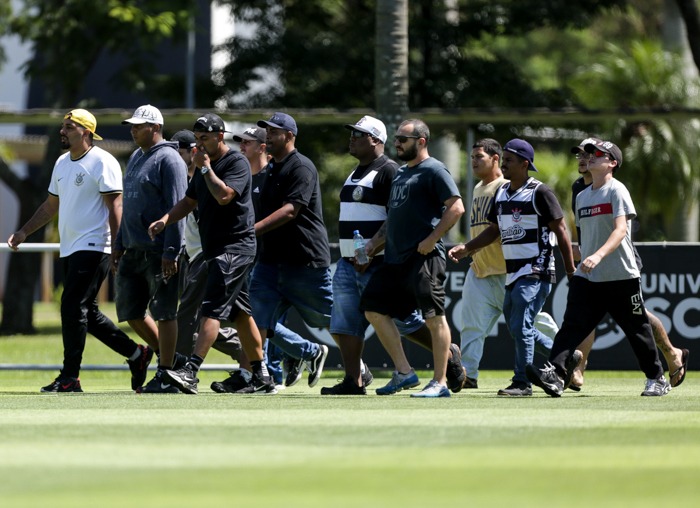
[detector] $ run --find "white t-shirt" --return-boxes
[47,146,123,257]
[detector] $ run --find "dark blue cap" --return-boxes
[503,138,538,172]
[257,112,298,136]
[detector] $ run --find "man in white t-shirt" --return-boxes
[7,109,153,392]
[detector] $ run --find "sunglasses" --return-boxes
[394,135,421,143]
[350,130,369,138]
[576,150,608,159]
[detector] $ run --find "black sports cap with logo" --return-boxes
[193,113,227,133]
[233,126,266,143]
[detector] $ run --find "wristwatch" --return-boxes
[200,166,211,175]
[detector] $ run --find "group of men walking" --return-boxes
[7,106,688,398]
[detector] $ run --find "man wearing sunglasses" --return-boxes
[360,119,465,398]
[566,138,688,391]
[527,140,671,397]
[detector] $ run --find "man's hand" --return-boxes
[148,220,166,240]
[448,244,470,263]
[7,231,26,251]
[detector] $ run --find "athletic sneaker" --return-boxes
[141,369,180,394]
[172,352,188,370]
[284,357,304,387]
[641,376,671,396]
[497,381,532,397]
[410,379,450,398]
[526,362,564,397]
[446,343,467,393]
[375,369,420,395]
[127,344,153,391]
[41,377,83,393]
[163,365,199,395]
[307,344,329,388]
[320,376,366,395]
[361,362,374,387]
[234,373,278,394]
[464,377,478,389]
[211,370,252,393]
[563,350,584,390]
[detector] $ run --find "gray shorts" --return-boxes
[115,249,179,322]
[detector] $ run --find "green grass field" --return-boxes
[0,303,698,507]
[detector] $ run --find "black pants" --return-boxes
[60,251,137,378]
[550,276,663,380]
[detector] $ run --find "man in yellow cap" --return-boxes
[7,109,153,392]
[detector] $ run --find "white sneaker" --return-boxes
[641,376,671,396]
[410,379,450,398]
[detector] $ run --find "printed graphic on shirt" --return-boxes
[579,202,613,219]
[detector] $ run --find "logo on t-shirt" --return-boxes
[579,203,612,218]
[75,172,85,186]
[352,186,364,201]
[389,182,409,208]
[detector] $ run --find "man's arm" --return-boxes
[103,192,123,248]
[417,196,465,255]
[254,202,301,236]
[7,195,59,250]
[148,196,198,240]
[201,170,237,205]
[449,223,500,262]
[549,217,576,277]
[580,215,627,274]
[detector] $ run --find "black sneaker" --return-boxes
[235,373,278,394]
[172,352,189,370]
[307,344,329,388]
[446,343,467,393]
[284,357,304,387]
[163,365,199,394]
[127,345,153,391]
[464,377,478,389]
[563,350,584,390]
[361,362,374,387]
[497,381,532,397]
[141,369,180,394]
[526,362,564,397]
[320,376,366,395]
[211,370,252,393]
[41,377,83,393]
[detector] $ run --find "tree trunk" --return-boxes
[375,0,409,146]
[0,129,63,335]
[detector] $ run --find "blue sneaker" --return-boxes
[375,369,420,395]
[411,379,450,398]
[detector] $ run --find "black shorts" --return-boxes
[201,253,255,322]
[360,252,446,320]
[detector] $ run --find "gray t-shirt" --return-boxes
[385,157,461,264]
[575,178,639,282]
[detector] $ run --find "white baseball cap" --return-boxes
[344,115,387,144]
[122,104,164,126]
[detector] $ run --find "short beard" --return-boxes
[397,144,417,161]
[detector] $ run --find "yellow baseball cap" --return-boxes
[64,109,103,140]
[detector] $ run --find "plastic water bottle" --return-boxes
[353,230,369,264]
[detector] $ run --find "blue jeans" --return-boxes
[503,276,553,384]
[330,258,423,337]
[251,262,332,361]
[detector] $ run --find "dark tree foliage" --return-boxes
[217,0,626,109]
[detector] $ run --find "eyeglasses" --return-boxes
[350,130,369,138]
[394,135,421,143]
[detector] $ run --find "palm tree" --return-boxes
[375,0,409,142]
[569,40,700,240]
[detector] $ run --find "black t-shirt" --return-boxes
[251,168,269,221]
[257,150,331,267]
[185,149,256,259]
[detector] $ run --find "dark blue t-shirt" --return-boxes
[385,157,461,264]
